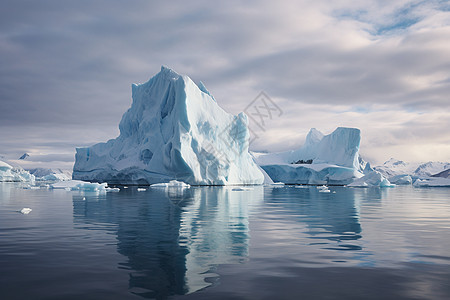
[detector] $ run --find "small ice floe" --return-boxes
[82,197,86,200]
[51,180,110,192]
[30,186,40,190]
[137,188,147,192]
[269,182,285,188]
[150,180,190,189]
[295,185,308,189]
[20,208,32,214]
[317,185,331,193]
[105,187,120,192]
[231,187,253,191]
[123,186,128,189]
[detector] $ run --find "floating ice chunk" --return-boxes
[348,170,394,187]
[150,180,190,189]
[105,187,120,192]
[295,185,308,188]
[317,185,331,193]
[51,180,108,191]
[413,177,450,187]
[137,188,147,192]
[20,208,32,214]
[389,174,412,185]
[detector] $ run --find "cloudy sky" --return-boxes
[1,0,450,169]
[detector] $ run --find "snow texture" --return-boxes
[255,127,362,185]
[413,162,450,177]
[375,158,450,178]
[73,66,263,186]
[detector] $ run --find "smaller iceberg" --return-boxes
[389,174,413,185]
[348,171,393,187]
[20,208,32,215]
[413,177,450,187]
[255,127,362,185]
[51,180,115,192]
[150,180,190,189]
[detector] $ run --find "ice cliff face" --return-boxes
[254,127,363,185]
[73,66,264,185]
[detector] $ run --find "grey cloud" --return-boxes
[1,0,450,165]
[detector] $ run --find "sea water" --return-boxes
[0,183,449,299]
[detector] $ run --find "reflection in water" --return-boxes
[267,187,363,246]
[73,186,263,299]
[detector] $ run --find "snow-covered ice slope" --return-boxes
[0,160,35,183]
[73,67,263,185]
[374,158,416,178]
[255,127,362,185]
[28,168,71,181]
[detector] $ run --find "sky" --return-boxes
[1,0,450,170]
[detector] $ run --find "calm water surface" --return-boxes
[0,183,449,299]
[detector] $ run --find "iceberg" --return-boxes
[150,180,190,188]
[347,170,394,187]
[73,67,263,186]
[28,168,72,182]
[0,160,35,183]
[389,174,413,185]
[51,180,110,192]
[254,127,362,185]
[413,177,450,187]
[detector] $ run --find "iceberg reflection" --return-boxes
[72,186,263,298]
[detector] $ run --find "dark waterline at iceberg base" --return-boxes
[1,183,449,299]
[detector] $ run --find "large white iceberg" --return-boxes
[73,67,264,185]
[254,127,362,185]
[0,160,35,183]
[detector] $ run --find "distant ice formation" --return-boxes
[0,160,35,183]
[28,168,71,182]
[254,127,364,185]
[73,66,263,186]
